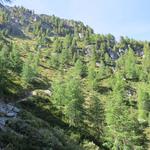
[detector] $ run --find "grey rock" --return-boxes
[0,105,8,114]
[13,107,20,113]
[0,117,8,128]
[7,104,14,111]
[0,102,20,128]
[6,112,17,117]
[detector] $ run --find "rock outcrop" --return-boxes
[0,102,20,128]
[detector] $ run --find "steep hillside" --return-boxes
[0,5,93,37]
[0,5,149,150]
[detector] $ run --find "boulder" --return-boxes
[32,89,52,97]
[0,102,20,128]
[0,117,8,127]
[7,104,14,111]
[6,112,17,117]
[13,107,20,113]
[43,90,52,96]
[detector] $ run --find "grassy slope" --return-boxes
[1,31,149,149]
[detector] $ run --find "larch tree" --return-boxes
[124,48,138,79]
[32,52,40,75]
[88,94,104,139]
[63,34,72,49]
[87,62,98,90]
[9,44,21,71]
[74,59,87,78]
[21,54,35,85]
[53,38,62,53]
[70,37,77,58]
[140,43,150,82]
[137,84,150,123]
[60,48,70,68]
[65,77,84,126]
[105,73,146,150]
[0,47,8,94]
[52,78,66,109]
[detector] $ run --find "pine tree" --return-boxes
[63,34,72,49]
[105,74,146,150]
[65,77,84,126]
[53,38,62,53]
[60,49,70,68]
[32,52,40,75]
[52,78,66,108]
[84,30,90,45]
[97,61,108,80]
[70,37,77,57]
[74,59,87,77]
[111,72,125,95]
[137,84,150,123]
[0,48,8,94]
[88,94,104,139]
[104,53,111,65]
[87,62,98,90]
[21,54,35,85]
[9,44,21,71]
[49,53,59,68]
[140,43,150,82]
[0,47,7,72]
[124,48,137,79]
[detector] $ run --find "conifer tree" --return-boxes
[104,53,111,65]
[52,79,66,108]
[97,61,108,80]
[91,46,97,64]
[74,59,87,77]
[84,30,90,45]
[88,94,104,139]
[124,48,137,79]
[0,48,8,94]
[140,43,150,82]
[63,34,72,49]
[137,85,150,123]
[21,54,35,85]
[87,62,98,90]
[53,38,62,53]
[32,52,40,75]
[60,49,70,67]
[65,77,84,126]
[49,53,59,68]
[105,74,146,149]
[70,37,77,57]
[9,44,21,71]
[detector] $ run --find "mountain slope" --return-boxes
[0,5,149,150]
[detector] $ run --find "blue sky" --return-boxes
[9,0,150,41]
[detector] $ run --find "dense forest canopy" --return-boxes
[0,4,149,150]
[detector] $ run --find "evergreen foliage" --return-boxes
[0,5,149,150]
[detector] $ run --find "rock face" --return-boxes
[0,102,20,128]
